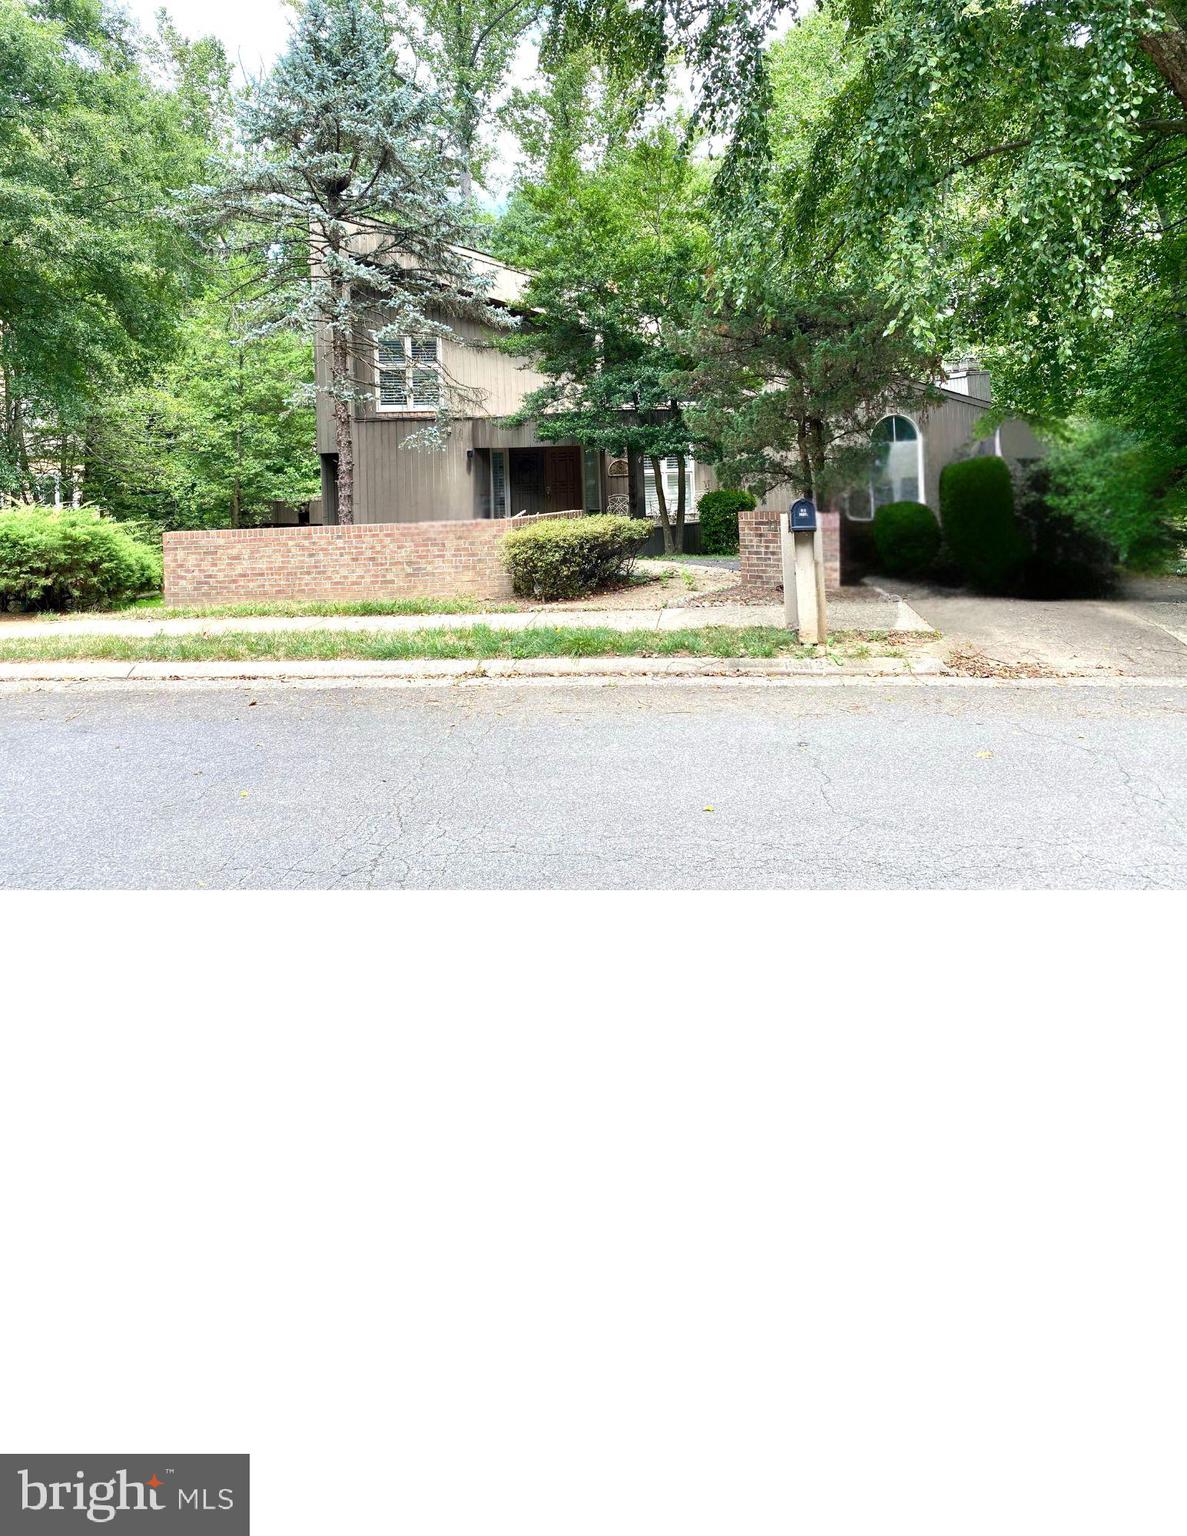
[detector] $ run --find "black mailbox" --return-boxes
[790,497,817,533]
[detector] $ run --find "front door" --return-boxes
[509,447,583,516]
[509,449,545,517]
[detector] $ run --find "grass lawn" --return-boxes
[0,625,904,663]
[58,594,491,620]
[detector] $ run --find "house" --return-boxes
[310,250,1046,583]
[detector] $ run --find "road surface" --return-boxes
[2,679,1185,888]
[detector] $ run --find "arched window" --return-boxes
[865,414,923,519]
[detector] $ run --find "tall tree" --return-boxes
[198,0,511,524]
[85,267,320,530]
[685,277,938,507]
[781,1,1187,554]
[498,122,708,551]
[0,0,204,500]
[396,0,543,198]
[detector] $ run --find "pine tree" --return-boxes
[197,0,511,523]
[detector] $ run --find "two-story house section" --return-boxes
[314,246,610,526]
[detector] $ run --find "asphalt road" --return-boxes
[2,679,1185,889]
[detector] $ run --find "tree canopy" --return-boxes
[0,0,205,499]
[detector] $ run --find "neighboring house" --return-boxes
[311,251,1046,583]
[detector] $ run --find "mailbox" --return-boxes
[790,497,817,533]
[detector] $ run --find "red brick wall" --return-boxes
[738,505,842,593]
[163,513,577,606]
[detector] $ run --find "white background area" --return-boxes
[1,894,1184,1535]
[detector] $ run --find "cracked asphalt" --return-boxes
[2,679,1185,888]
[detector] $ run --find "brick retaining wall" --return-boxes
[738,504,842,593]
[163,512,577,606]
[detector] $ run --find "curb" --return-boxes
[0,655,947,683]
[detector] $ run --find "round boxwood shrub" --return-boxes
[0,505,162,612]
[871,499,941,577]
[938,456,1029,593]
[696,488,755,555]
[501,514,650,601]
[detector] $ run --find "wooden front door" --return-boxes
[509,447,583,516]
[548,447,583,511]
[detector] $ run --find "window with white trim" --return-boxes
[643,456,696,517]
[863,414,923,520]
[376,335,441,411]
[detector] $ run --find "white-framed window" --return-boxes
[643,456,696,517]
[376,335,441,411]
[862,414,924,520]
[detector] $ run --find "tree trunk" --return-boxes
[1142,7,1187,110]
[675,454,687,554]
[649,455,674,554]
[328,273,355,525]
[796,417,818,503]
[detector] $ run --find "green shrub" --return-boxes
[1044,420,1184,570]
[501,514,650,601]
[0,505,162,612]
[939,456,1029,592]
[696,488,755,555]
[871,499,941,577]
[1014,464,1117,597]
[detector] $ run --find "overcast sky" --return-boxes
[123,0,294,76]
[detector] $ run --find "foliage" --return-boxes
[397,0,542,198]
[939,457,1028,593]
[871,500,941,579]
[785,1,1187,537]
[501,514,650,600]
[1043,420,1185,570]
[0,0,210,500]
[0,505,161,611]
[196,0,511,523]
[1013,462,1117,598]
[542,0,784,192]
[696,489,753,555]
[85,270,319,529]
[684,275,938,505]
[498,120,710,551]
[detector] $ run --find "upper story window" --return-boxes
[864,414,923,519]
[377,335,441,412]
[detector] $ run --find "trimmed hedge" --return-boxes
[697,488,755,555]
[0,505,162,612]
[871,499,941,577]
[939,456,1029,592]
[501,514,650,601]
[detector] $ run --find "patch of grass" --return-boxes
[52,594,488,620]
[0,624,840,663]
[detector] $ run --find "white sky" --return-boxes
[123,0,295,77]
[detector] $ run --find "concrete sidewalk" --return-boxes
[0,591,932,638]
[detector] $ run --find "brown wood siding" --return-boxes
[353,419,481,523]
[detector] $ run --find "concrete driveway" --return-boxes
[882,574,1187,676]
